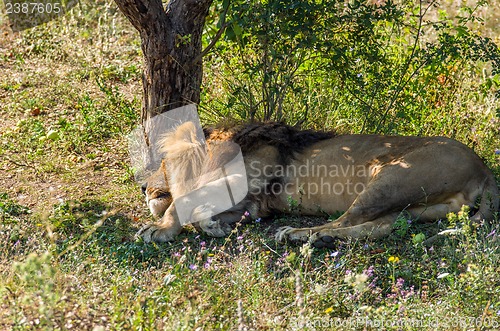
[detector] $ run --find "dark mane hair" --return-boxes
[231,122,335,164]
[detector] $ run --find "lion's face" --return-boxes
[142,164,172,218]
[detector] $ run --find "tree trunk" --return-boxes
[114,0,213,131]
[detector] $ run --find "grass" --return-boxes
[1,0,500,330]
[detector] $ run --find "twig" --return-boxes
[375,0,436,133]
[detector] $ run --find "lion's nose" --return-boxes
[141,182,148,196]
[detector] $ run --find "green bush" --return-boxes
[202,0,500,138]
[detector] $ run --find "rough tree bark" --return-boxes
[114,0,213,129]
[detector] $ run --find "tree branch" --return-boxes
[193,0,230,64]
[194,23,228,64]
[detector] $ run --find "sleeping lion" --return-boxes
[137,122,499,248]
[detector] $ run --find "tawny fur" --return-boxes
[138,121,499,247]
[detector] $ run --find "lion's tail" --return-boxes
[471,175,499,223]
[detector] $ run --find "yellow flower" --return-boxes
[325,307,333,314]
[388,256,400,263]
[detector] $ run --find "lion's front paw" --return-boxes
[136,224,179,243]
[275,226,311,244]
[198,218,232,237]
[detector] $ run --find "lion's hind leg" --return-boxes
[276,212,398,248]
[312,213,398,248]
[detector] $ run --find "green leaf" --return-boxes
[232,23,243,38]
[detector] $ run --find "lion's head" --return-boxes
[140,121,335,219]
[141,160,172,218]
[142,121,208,218]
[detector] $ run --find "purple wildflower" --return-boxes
[396,278,404,288]
[401,286,415,300]
[388,278,414,301]
[368,277,378,289]
[363,266,375,278]
[204,257,213,269]
[189,264,198,271]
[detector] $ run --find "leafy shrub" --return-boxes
[202,0,500,137]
